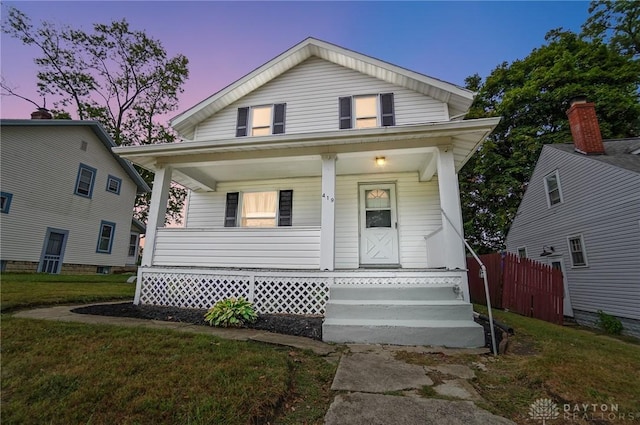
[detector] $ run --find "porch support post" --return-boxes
[320,154,337,271]
[436,146,470,301]
[141,165,173,268]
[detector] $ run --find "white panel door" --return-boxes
[359,183,399,265]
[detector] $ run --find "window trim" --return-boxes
[1,191,13,214]
[96,220,116,254]
[544,170,563,208]
[339,93,395,130]
[236,104,286,137]
[74,163,97,198]
[567,234,588,268]
[225,190,293,228]
[517,246,527,259]
[106,175,122,195]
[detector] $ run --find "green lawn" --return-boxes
[0,273,135,312]
[0,273,336,425]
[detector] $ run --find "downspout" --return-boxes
[440,208,498,356]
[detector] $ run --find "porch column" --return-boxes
[436,146,470,300]
[141,165,173,268]
[320,154,337,271]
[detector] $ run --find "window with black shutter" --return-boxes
[278,190,293,226]
[273,103,286,134]
[236,108,249,137]
[339,97,352,129]
[380,93,395,126]
[224,192,239,227]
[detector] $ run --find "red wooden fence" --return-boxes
[467,252,564,325]
[466,253,503,308]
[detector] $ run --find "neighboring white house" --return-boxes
[506,98,640,337]
[0,117,149,274]
[114,37,500,347]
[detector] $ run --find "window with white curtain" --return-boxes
[241,191,277,227]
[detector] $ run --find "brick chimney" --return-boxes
[566,96,605,155]
[31,108,52,120]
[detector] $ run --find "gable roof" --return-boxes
[547,138,640,174]
[171,37,475,140]
[0,119,150,193]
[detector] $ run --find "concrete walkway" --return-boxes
[14,304,515,425]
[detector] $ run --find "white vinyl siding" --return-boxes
[506,146,640,321]
[193,57,448,142]
[153,227,321,269]
[185,172,441,269]
[0,126,138,267]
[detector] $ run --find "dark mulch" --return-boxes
[71,302,323,341]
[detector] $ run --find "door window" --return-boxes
[365,189,391,228]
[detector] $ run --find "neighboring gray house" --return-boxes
[506,98,640,336]
[114,37,501,347]
[0,116,149,274]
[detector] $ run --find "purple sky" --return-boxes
[1,1,590,124]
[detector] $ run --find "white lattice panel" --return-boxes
[254,277,329,315]
[333,276,461,286]
[140,272,251,309]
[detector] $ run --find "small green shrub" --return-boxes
[204,297,258,328]
[596,310,623,335]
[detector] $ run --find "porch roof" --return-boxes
[113,117,500,192]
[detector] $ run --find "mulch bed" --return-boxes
[72,302,324,341]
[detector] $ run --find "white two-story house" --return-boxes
[114,38,500,347]
[1,116,149,274]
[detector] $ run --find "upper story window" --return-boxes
[1,191,13,214]
[224,190,293,228]
[75,163,97,198]
[339,93,395,129]
[236,104,286,137]
[96,220,116,254]
[567,234,588,267]
[544,170,563,207]
[106,175,122,195]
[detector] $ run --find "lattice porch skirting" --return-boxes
[137,268,463,315]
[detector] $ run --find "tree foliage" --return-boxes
[582,0,640,58]
[2,7,189,223]
[461,24,640,252]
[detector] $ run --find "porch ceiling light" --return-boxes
[375,156,386,166]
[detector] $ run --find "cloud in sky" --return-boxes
[1,1,589,123]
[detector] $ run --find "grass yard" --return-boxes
[0,273,336,425]
[398,306,640,424]
[0,273,135,312]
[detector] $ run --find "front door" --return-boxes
[39,228,68,274]
[359,183,399,266]
[548,256,574,317]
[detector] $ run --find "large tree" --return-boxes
[2,7,189,223]
[460,27,640,252]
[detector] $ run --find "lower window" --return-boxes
[241,191,277,227]
[567,235,588,267]
[97,221,116,254]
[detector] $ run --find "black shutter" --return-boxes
[380,93,395,126]
[224,192,239,227]
[339,97,352,129]
[273,103,286,134]
[236,107,249,137]
[278,190,293,226]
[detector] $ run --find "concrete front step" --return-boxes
[325,300,473,321]
[329,285,460,301]
[322,319,485,348]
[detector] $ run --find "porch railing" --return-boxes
[152,226,321,269]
